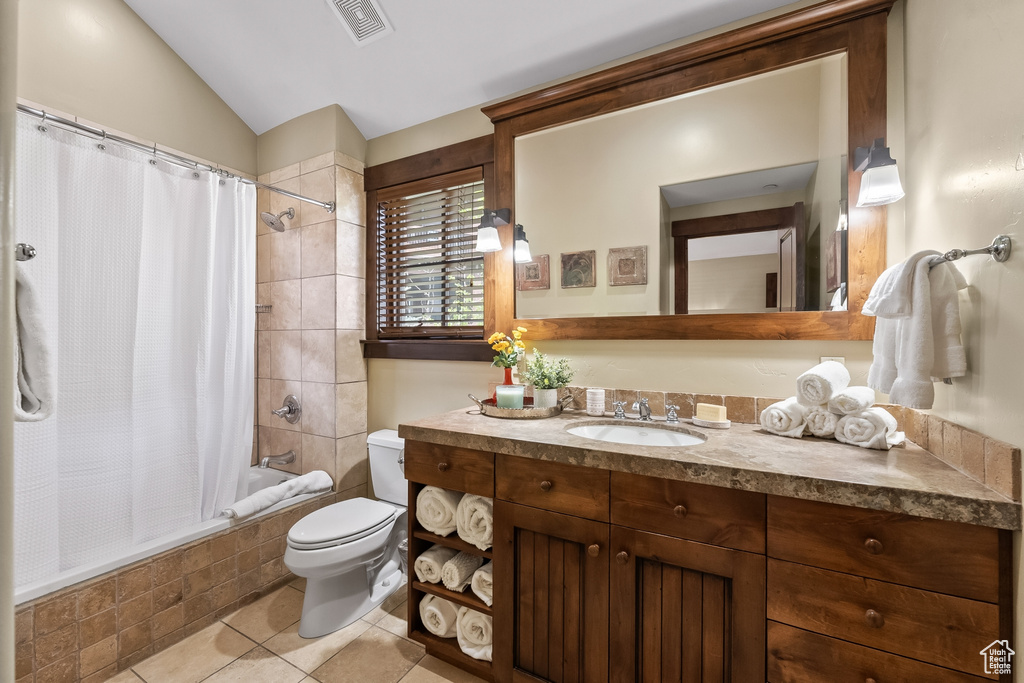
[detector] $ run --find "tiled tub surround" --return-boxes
[254,150,369,492]
[399,400,1021,531]
[13,488,362,683]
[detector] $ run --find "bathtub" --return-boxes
[15,466,320,605]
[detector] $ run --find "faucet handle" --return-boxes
[271,394,301,424]
[612,401,627,419]
[665,404,680,423]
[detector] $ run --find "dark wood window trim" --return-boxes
[364,135,496,362]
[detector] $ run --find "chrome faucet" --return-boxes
[612,401,627,419]
[665,404,680,424]
[259,450,296,469]
[271,395,301,424]
[632,397,652,421]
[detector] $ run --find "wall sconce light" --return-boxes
[854,138,905,207]
[474,208,509,253]
[513,224,532,263]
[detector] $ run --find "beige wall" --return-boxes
[257,105,367,176]
[16,0,256,174]
[689,253,778,314]
[901,0,1024,651]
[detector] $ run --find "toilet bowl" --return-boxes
[284,429,408,638]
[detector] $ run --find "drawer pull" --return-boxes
[540,480,553,492]
[864,537,884,554]
[616,551,629,564]
[437,462,450,472]
[673,504,688,518]
[864,609,885,628]
[587,544,601,558]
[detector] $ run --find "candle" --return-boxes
[495,384,525,409]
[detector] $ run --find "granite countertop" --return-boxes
[399,407,1021,530]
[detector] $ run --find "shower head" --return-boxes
[260,208,294,232]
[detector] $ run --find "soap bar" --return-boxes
[695,403,727,421]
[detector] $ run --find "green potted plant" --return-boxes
[521,349,576,408]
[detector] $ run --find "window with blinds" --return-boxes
[373,167,485,339]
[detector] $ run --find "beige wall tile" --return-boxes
[153,579,183,613]
[928,415,946,460]
[335,151,365,175]
[335,166,366,227]
[117,593,153,629]
[77,578,115,619]
[985,440,1022,501]
[268,280,302,331]
[151,553,183,589]
[724,396,756,424]
[36,654,78,682]
[905,409,930,448]
[79,636,117,677]
[257,188,272,236]
[301,276,337,330]
[117,565,153,602]
[302,434,336,481]
[336,330,367,384]
[267,331,303,381]
[301,221,337,278]
[942,421,964,470]
[336,433,369,491]
[34,592,78,636]
[336,382,369,438]
[638,391,666,418]
[336,220,366,278]
[301,382,337,438]
[35,623,77,668]
[300,152,336,176]
[15,609,32,645]
[336,275,366,331]
[258,428,303,474]
[79,609,116,648]
[257,332,272,378]
[257,379,302,431]
[269,177,302,229]
[300,167,336,227]
[267,163,301,185]
[302,330,336,383]
[260,229,302,282]
[15,641,32,680]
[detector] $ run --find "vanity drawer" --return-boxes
[767,621,992,683]
[767,496,1001,602]
[767,559,999,678]
[404,440,494,497]
[496,454,609,522]
[610,472,765,553]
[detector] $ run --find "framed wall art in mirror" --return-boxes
[481,0,894,341]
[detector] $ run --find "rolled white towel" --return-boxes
[805,405,839,439]
[442,551,484,592]
[835,408,905,450]
[456,494,494,551]
[414,544,459,584]
[471,561,493,607]
[828,386,876,415]
[759,397,809,438]
[419,595,458,638]
[222,471,333,519]
[14,265,55,421]
[796,361,851,407]
[416,486,464,536]
[456,607,493,662]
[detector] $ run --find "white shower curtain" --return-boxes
[12,115,254,589]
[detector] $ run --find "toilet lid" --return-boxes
[287,497,397,550]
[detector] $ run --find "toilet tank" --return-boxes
[367,429,407,506]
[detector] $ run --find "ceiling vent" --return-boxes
[326,0,394,46]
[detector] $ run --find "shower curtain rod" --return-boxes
[16,104,336,214]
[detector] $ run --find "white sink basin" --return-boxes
[567,423,706,448]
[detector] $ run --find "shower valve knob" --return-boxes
[271,394,301,424]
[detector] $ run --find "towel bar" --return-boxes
[928,234,1011,269]
[15,243,36,261]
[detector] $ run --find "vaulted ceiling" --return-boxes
[124,0,797,140]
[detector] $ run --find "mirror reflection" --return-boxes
[514,54,849,319]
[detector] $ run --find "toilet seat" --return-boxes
[287,498,397,551]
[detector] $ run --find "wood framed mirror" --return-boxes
[481,0,894,341]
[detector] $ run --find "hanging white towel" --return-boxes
[827,386,876,416]
[759,397,809,438]
[441,551,484,592]
[14,265,55,421]
[835,408,905,450]
[456,607,493,662]
[471,561,493,607]
[456,494,494,551]
[795,361,850,407]
[221,470,333,518]
[863,251,967,409]
[419,594,459,638]
[414,544,459,584]
[805,405,839,439]
[416,486,464,537]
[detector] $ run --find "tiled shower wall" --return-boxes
[254,151,368,496]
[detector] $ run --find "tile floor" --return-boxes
[104,578,484,683]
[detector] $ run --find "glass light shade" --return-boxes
[514,237,532,263]
[857,164,905,207]
[474,226,502,252]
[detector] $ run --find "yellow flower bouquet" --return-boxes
[488,327,527,369]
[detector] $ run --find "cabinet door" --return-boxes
[493,500,609,683]
[610,526,766,683]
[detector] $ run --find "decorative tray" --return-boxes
[468,393,573,419]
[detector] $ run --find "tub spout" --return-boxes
[259,450,296,469]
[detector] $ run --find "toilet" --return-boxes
[284,429,408,638]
